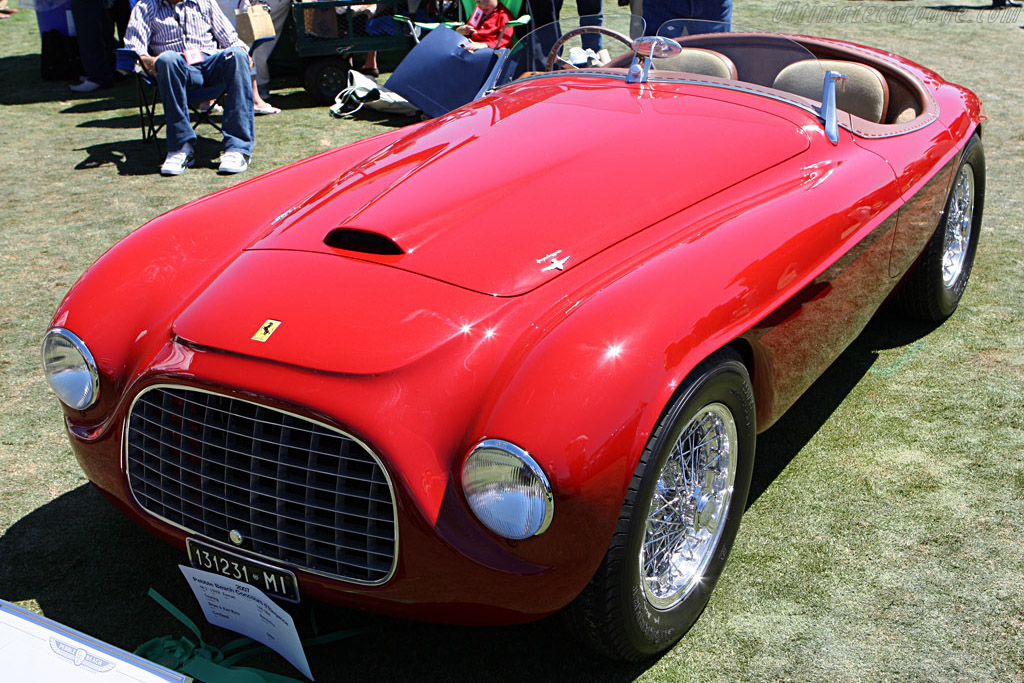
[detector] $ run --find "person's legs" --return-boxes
[212,0,276,109]
[155,51,203,152]
[253,0,291,97]
[687,0,730,33]
[524,0,564,71]
[199,46,255,156]
[642,0,674,35]
[357,51,378,77]
[69,0,116,87]
[252,74,279,113]
[576,0,602,52]
[111,0,131,44]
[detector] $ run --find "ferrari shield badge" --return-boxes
[252,319,282,342]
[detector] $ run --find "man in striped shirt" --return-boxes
[124,0,255,175]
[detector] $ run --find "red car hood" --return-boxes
[249,78,810,297]
[172,249,507,375]
[174,79,810,374]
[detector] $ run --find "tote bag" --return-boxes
[235,1,276,44]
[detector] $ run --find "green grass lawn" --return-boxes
[1,1,1022,681]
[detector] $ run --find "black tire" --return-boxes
[563,348,756,662]
[897,133,985,322]
[303,58,350,105]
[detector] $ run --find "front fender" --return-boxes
[47,129,411,427]
[466,129,903,600]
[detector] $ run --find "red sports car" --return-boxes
[42,17,984,661]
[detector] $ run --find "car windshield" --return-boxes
[494,15,823,115]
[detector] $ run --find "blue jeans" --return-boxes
[154,47,254,155]
[643,0,732,36]
[576,0,603,52]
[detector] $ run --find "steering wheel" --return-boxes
[545,26,634,72]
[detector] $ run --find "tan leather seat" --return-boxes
[773,59,890,123]
[655,48,738,80]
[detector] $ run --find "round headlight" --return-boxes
[461,439,553,540]
[41,328,100,410]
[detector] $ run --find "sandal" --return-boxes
[254,104,281,115]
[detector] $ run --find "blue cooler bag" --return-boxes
[385,25,508,118]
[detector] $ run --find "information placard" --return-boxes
[0,599,190,683]
[179,565,312,680]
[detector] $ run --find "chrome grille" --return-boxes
[125,385,396,584]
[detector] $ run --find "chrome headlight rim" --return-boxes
[41,327,100,411]
[461,438,554,540]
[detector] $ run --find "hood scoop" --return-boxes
[251,80,811,296]
[324,228,403,256]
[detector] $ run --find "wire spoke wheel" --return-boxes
[563,349,755,661]
[896,133,984,322]
[941,164,975,289]
[640,403,737,610]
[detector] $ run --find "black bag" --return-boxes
[41,29,84,80]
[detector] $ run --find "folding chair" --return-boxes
[116,39,272,148]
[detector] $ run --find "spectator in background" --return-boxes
[456,0,513,51]
[216,0,290,102]
[124,0,255,175]
[522,0,561,70]
[69,0,117,91]
[576,0,602,53]
[109,0,132,42]
[643,0,731,35]
[214,0,281,113]
[526,0,560,29]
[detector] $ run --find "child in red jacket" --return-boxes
[455,0,514,51]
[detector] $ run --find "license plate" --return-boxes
[186,538,300,603]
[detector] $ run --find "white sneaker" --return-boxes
[218,151,249,174]
[69,78,103,93]
[160,144,194,176]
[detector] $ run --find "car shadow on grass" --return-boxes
[0,485,193,646]
[1,314,941,681]
[749,306,941,506]
[0,484,650,682]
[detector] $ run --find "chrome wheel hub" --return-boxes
[640,403,737,610]
[941,163,975,288]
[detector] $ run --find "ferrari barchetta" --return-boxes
[42,16,984,661]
